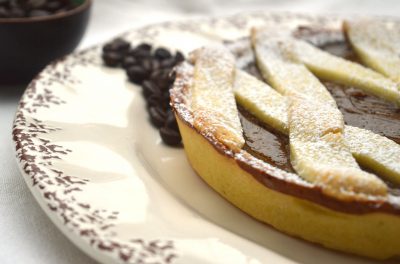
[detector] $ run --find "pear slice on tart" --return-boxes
[345,126,400,185]
[251,27,400,186]
[250,30,337,106]
[170,23,400,260]
[251,27,400,106]
[191,46,244,150]
[344,19,400,83]
[233,68,400,186]
[233,69,288,134]
[251,30,387,198]
[291,39,400,106]
[288,95,387,199]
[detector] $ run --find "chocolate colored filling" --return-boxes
[172,28,400,214]
[240,107,295,173]
[236,30,400,193]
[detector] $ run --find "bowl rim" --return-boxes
[0,0,91,24]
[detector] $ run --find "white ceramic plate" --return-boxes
[13,12,395,264]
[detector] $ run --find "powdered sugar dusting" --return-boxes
[170,33,400,209]
[289,97,388,199]
[345,19,400,83]
[252,30,337,106]
[289,36,400,106]
[233,65,400,190]
[191,46,245,150]
[234,70,288,134]
[252,27,389,200]
[171,60,311,188]
[345,125,400,185]
[171,62,195,125]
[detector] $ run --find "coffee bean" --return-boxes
[101,42,184,147]
[147,94,162,108]
[45,1,61,11]
[102,43,114,53]
[11,0,28,8]
[0,7,7,17]
[141,58,153,73]
[174,51,185,63]
[142,80,159,98]
[154,47,172,60]
[160,127,181,146]
[151,59,161,71]
[165,112,179,131]
[122,56,138,69]
[136,43,152,52]
[1,0,76,18]
[66,1,77,9]
[129,47,151,59]
[102,52,123,67]
[29,9,50,17]
[160,58,176,69]
[9,0,22,9]
[126,65,149,84]
[29,0,46,8]
[149,106,166,127]
[103,38,130,53]
[149,69,162,81]
[9,7,25,17]
[150,69,172,89]
[113,38,130,52]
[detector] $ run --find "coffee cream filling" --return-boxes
[187,22,400,202]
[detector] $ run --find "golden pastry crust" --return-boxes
[170,23,400,260]
[171,62,400,215]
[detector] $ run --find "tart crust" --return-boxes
[176,111,400,259]
[170,28,400,260]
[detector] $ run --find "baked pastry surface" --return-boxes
[171,21,400,259]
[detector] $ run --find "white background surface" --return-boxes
[1,0,400,263]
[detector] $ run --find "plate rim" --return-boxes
[12,11,357,264]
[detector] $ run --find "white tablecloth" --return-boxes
[1,1,400,263]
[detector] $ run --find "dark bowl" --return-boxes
[0,0,92,85]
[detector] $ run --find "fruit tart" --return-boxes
[170,19,400,259]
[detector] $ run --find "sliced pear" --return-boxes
[288,36,400,106]
[345,126,400,185]
[251,29,337,107]
[288,96,387,198]
[234,72,400,186]
[344,19,400,83]
[191,46,244,150]
[233,70,288,133]
[251,29,388,197]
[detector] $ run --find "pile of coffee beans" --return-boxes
[0,0,79,18]
[102,38,185,146]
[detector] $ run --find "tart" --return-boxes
[170,19,400,260]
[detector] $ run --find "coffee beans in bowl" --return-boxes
[0,0,81,18]
[0,0,91,84]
